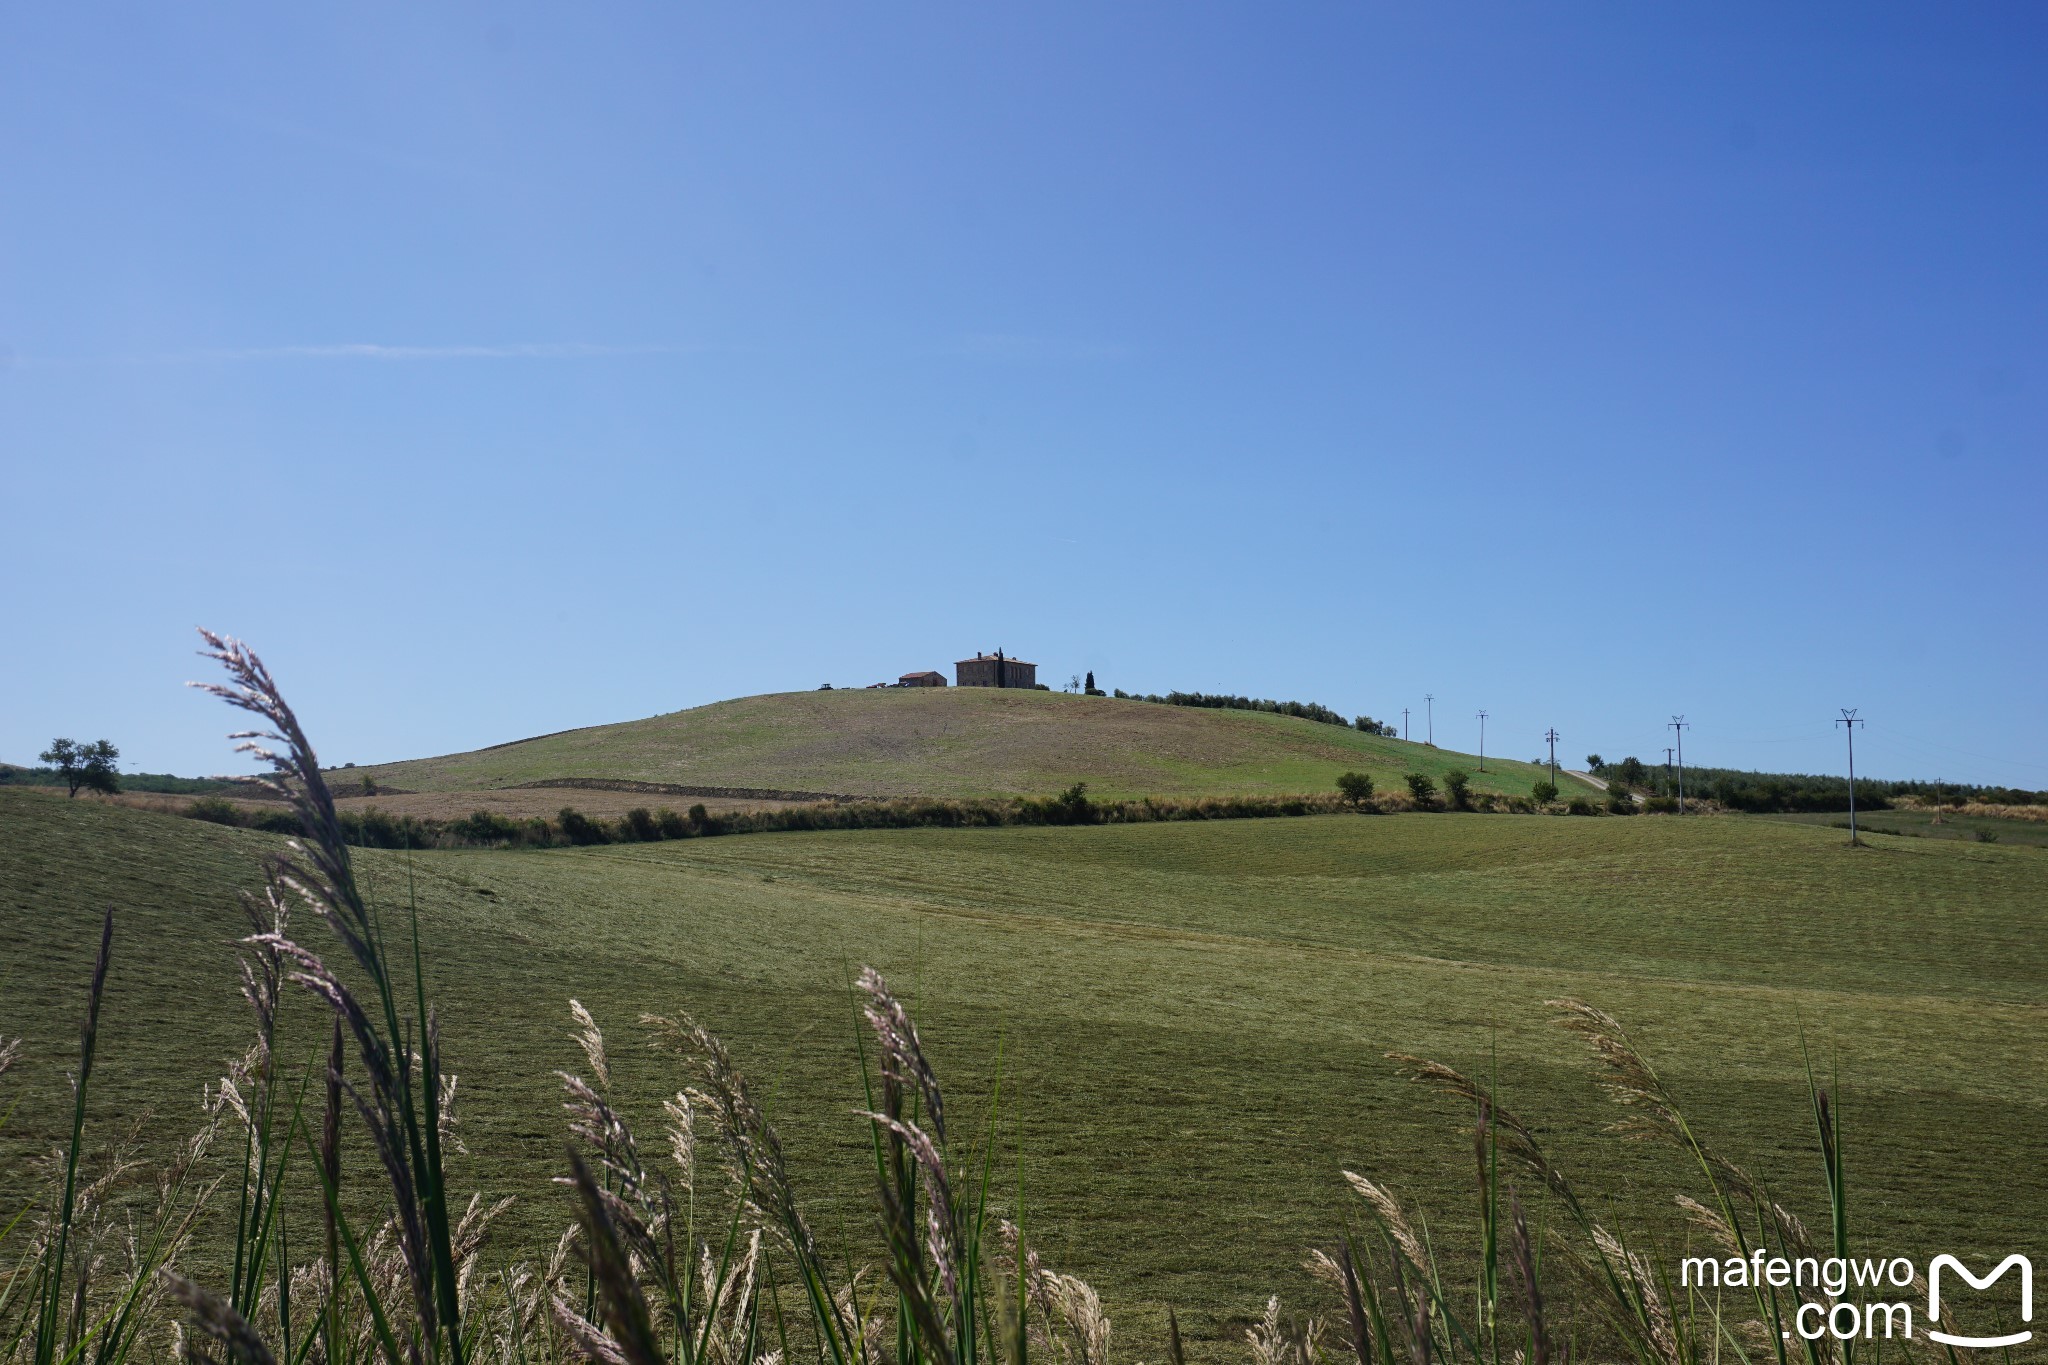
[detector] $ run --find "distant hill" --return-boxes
[0,763,239,795]
[349,687,1578,801]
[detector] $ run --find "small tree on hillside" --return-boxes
[40,738,120,798]
[1585,755,1605,773]
[1336,771,1375,808]
[1405,772,1438,807]
[1442,768,1472,810]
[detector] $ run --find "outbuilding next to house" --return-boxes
[898,671,947,687]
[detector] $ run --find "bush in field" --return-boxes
[621,806,660,842]
[248,807,305,836]
[448,809,524,844]
[1336,771,1375,807]
[1531,779,1559,804]
[1025,781,1098,825]
[655,807,688,839]
[1567,795,1598,815]
[1644,794,1678,814]
[1404,772,1438,807]
[1442,768,1472,810]
[1606,789,1635,815]
[185,794,241,825]
[557,806,610,845]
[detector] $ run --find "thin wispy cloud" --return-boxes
[183,342,680,362]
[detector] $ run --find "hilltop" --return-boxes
[347,686,1573,801]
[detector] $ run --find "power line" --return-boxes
[1425,694,1435,747]
[1668,716,1691,813]
[1836,709,1867,845]
[1545,728,1560,790]
[1475,711,1488,771]
[1402,707,1410,742]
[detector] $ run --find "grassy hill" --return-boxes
[3,788,2042,1354]
[350,686,1575,800]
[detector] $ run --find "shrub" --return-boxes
[1442,769,1472,810]
[1531,780,1559,804]
[1404,772,1438,806]
[556,806,610,845]
[339,806,432,848]
[249,808,306,836]
[1566,795,1598,816]
[185,795,242,825]
[1643,795,1678,814]
[1335,771,1375,807]
[655,807,688,839]
[1605,789,1635,815]
[621,806,660,842]
[448,809,523,844]
[1026,782,1097,825]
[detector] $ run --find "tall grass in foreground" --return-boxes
[0,632,1978,1363]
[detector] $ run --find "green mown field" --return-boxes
[346,686,1576,801]
[2,788,2042,1352]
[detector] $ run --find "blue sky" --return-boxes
[3,5,2044,787]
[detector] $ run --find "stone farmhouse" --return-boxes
[955,650,1038,689]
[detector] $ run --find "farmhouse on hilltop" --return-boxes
[898,670,947,687]
[956,650,1037,689]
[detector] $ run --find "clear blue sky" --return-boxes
[4,5,2044,787]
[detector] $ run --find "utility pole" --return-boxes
[1475,710,1488,771]
[1668,717,1690,813]
[1402,707,1410,741]
[1836,709,1866,845]
[1545,728,1560,788]
[1426,694,1435,747]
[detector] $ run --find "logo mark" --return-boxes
[1928,1254,2033,1349]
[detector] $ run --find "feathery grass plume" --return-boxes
[1246,1296,1289,1365]
[572,1000,613,1091]
[193,628,474,1361]
[1341,1174,1429,1279]
[1506,1195,1550,1365]
[1335,1238,1373,1365]
[1386,1056,1587,1221]
[1547,1001,1801,1232]
[557,1150,668,1365]
[640,1012,863,1365]
[663,1093,697,1203]
[167,1276,278,1365]
[855,966,1003,1365]
[992,1221,1111,1365]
